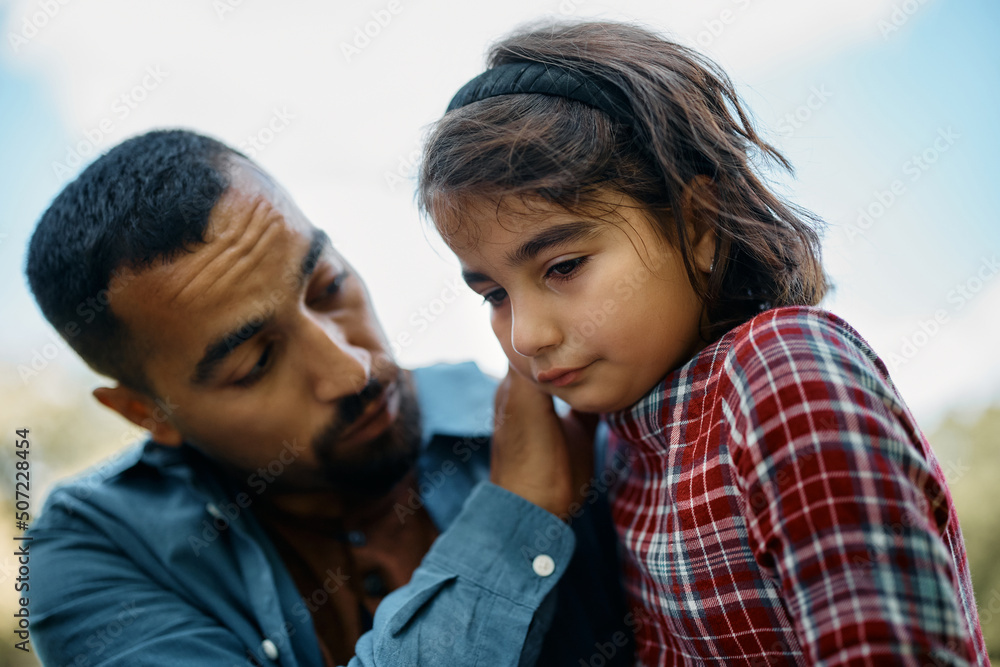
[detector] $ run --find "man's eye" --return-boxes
[310,271,348,306]
[546,257,588,279]
[326,272,347,296]
[482,288,508,306]
[234,343,273,387]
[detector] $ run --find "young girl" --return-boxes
[418,21,988,666]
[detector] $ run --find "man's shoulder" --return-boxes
[411,361,498,393]
[30,440,201,534]
[27,439,241,612]
[410,361,498,442]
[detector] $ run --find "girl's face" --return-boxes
[439,191,715,413]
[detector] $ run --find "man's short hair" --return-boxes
[26,129,238,394]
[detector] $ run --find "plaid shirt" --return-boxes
[604,306,988,666]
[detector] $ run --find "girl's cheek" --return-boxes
[491,317,533,376]
[514,359,536,385]
[490,305,512,337]
[491,312,515,355]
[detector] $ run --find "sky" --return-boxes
[1,0,997,431]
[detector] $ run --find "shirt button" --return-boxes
[532,554,556,577]
[261,638,279,661]
[206,503,224,520]
[363,571,389,598]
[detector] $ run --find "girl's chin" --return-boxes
[562,386,651,415]
[550,388,624,415]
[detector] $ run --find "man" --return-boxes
[24,130,634,666]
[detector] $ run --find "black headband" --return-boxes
[446,61,633,125]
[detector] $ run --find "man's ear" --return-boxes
[680,175,718,275]
[93,385,184,447]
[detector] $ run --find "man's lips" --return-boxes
[535,363,593,387]
[338,382,399,446]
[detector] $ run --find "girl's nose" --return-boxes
[510,296,562,358]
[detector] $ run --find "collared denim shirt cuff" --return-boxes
[423,481,576,607]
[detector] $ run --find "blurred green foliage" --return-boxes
[929,404,1000,658]
[0,363,140,667]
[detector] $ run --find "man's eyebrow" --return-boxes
[461,270,492,287]
[504,221,602,266]
[191,312,275,385]
[190,228,332,385]
[297,228,333,290]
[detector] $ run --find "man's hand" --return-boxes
[491,366,596,519]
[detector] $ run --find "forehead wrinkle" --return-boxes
[168,196,283,308]
[203,217,284,302]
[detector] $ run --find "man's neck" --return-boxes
[250,468,421,533]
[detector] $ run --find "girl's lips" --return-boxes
[536,363,592,387]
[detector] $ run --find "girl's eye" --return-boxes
[235,343,273,387]
[482,287,508,307]
[546,256,589,279]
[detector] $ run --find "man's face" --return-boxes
[110,159,420,496]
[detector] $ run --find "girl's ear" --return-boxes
[680,175,718,275]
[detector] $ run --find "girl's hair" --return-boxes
[418,21,829,342]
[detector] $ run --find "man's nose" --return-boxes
[510,295,562,358]
[304,317,371,402]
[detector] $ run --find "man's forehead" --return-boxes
[206,160,302,239]
[108,166,325,350]
[122,210,312,305]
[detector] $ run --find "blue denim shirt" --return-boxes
[28,362,633,666]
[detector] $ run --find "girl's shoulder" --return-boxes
[726,305,875,357]
[717,305,895,399]
[714,306,926,471]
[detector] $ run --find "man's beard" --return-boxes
[312,368,422,500]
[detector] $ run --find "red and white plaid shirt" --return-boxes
[604,306,988,666]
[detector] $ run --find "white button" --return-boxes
[261,638,279,661]
[532,554,556,577]
[206,503,223,520]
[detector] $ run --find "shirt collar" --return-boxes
[603,332,732,445]
[410,362,495,445]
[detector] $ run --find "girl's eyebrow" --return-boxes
[504,220,602,266]
[461,220,604,288]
